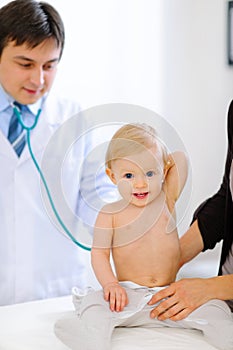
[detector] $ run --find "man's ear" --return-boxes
[106,167,117,184]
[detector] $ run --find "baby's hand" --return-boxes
[103,282,128,312]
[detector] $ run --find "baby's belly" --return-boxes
[115,257,179,287]
[112,227,181,287]
[117,270,177,287]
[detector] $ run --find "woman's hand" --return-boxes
[148,278,211,321]
[103,282,128,312]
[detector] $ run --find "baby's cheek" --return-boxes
[117,180,132,201]
[150,178,163,197]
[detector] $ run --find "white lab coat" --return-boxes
[0,92,96,305]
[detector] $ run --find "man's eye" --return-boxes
[124,173,134,179]
[146,171,155,177]
[18,63,32,68]
[43,63,57,71]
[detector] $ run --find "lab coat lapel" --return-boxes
[0,130,18,160]
[17,117,53,164]
[0,119,54,165]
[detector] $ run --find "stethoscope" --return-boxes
[12,103,91,252]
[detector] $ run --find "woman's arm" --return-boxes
[179,220,204,267]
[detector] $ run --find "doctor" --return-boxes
[0,0,95,305]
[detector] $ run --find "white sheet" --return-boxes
[0,296,216,350]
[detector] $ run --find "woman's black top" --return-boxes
[193,100,233,274]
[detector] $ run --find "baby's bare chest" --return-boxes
[112,205,174,248]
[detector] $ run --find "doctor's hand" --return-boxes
[103,282,128,312]
[148,278,211,321]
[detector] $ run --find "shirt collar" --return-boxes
[27,98,44,115]
[0,84,45,115]
[0,84,11,112]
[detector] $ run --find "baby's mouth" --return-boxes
[133,192,149,199]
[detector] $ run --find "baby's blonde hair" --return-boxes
[106,123,168,169]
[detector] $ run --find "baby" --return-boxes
[55,123,233,350]
[92,122,186,311]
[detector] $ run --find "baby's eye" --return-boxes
[124,173,134,179]
[146,170,155,177]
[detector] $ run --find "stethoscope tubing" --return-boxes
[13,105,41,131]
[14,105,91,251]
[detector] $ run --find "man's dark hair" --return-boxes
[0,0,65,58]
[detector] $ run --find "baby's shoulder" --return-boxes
[100,199,126,215]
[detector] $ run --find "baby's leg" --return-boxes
[179,299,233,350]
[78,304,114,350]
[55,291,117,350]
[122,299,233,350]
[55,285,152,350]
[55,314,90,350]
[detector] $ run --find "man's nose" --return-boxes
[30,67,44,87]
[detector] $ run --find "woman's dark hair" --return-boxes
[0,0,65,58]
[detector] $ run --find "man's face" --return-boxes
[0,38,61,104]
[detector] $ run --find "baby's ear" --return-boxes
[106,167,117,184]
[163,158,172,178]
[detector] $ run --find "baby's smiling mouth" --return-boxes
[133,192,149,199]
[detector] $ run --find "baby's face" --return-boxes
[109,146,164,207]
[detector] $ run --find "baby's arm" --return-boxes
[91,208,128,311]
[163,151,188,208]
